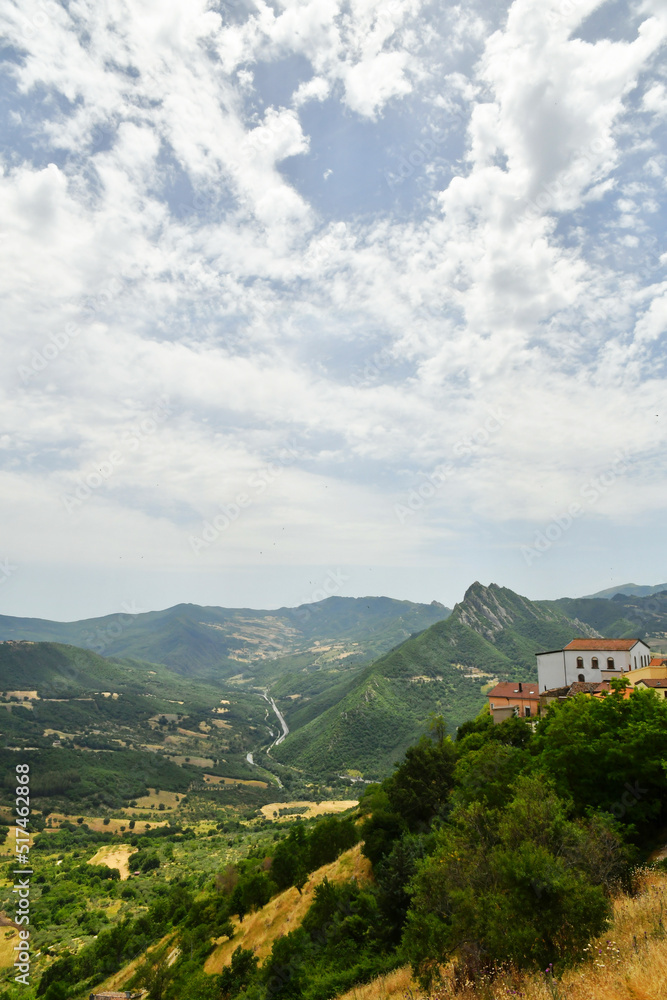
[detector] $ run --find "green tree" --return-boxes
[453,741,528,810]
[402,776,615,986]
[271,824,309,892]
[136,947,172,1000]
[359,787,404,867]
[384,726,457,830]
[219,946,259,999]
[308,815,358,869]
[532,687,667,839]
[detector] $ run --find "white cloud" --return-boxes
[293,76,330,105]
[1,0,667,613]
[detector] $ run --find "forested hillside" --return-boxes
[0,597,450,679]
[273,582,602,775]
[9,687,667,1000]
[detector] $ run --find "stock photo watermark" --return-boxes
[81,600,147,654]
[189,439,301,554]
[520,449,631,565]
[60,396,171,515]
[518,135,616,224]
[0,557,18,587]
[394,408,506,523]
[385,112,466,189]
[18,277,123,384]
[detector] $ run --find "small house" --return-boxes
[486,681,540,723]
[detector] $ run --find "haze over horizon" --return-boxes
[2,0,666,621]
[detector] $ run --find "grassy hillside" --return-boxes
[205,843,371,973]
[553,590,667,643]
[334,868,667,1000]
[0,596,450,679]
[273,582,602,777]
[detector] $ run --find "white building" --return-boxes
[536,638,652,692]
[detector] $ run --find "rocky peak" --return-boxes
[452,582,518,639]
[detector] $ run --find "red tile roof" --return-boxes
[649,657,667,666]
[564,638,641,651]
[487,682,540,699]
[635,678,667,688]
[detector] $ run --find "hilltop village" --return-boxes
[487,637,667,721]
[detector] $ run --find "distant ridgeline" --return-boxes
[0,596,451,679]
[2,584,667,781]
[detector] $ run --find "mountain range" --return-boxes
[2,582,667,780]
[0,596,450,678]
[583,582,667,599]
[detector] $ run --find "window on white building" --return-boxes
[592,657,599,669]
[607,657,614,669]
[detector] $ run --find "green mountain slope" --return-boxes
[273,582,602,777]
[553,591,667,641]
[583,582,667,599]
[0,641,290,804]
[0,597,450,679]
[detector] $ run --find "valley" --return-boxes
[1,580,667,1000]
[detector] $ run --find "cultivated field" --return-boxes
[259,799,358,820]
[88,844,134,880]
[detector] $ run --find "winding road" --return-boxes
[245,690,289,787]
[263,690,289,748]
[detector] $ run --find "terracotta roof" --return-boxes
[649,657,667,666]
[635,678,667,688]
[487,682,539,699]
[563,638,642,651]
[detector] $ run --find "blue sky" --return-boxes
[0,0,666,620]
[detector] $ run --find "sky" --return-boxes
[1,0,666,621]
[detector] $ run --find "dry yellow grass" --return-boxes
[203,774,268,788]
[0,927,20,969]
[43,813,168,833]
[259,799,359,820]
[91,931,177,993]
[131,788,181,810]
[204,843,372,974]
[164,753,215,768]
[337,966,414,1000]
[88,845,134,880]
[336,869,667,1000]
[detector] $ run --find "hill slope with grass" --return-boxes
[205,843,371,974]
[554,589,667,645]
[334,867,667,1000]
[0,641,286,814]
